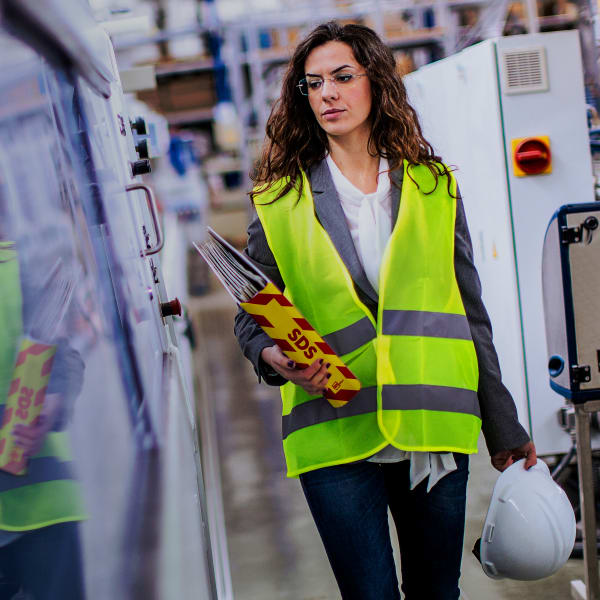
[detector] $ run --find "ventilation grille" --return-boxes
[502,47,548,95]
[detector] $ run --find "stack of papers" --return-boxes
[194,228,361,407]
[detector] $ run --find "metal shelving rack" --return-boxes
[109,0,549,223]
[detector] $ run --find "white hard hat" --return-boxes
[477,458,576,580]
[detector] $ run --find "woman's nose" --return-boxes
[321,79,339,99]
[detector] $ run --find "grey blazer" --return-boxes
[233,159,530,456]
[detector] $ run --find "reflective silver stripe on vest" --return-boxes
[0,457,75,493]
[382,385,481,418]
[323,317,376,356]
[282,387,378,440]
[382,310,472,340]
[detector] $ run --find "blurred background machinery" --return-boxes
[95,0,590,245]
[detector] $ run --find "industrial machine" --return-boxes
[543,203,600,404]
[404,30,595,456]
[0,1,231,597]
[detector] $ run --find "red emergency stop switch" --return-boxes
[160,298,182,318]
[511,136,552,176]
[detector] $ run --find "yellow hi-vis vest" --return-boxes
[0,242,85,530]
[254,161,481,477]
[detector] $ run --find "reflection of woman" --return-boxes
[235,22,537,599]
[0,236,86,599]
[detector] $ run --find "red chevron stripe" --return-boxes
[250,314,275,328]
[35,386,47,407]
[336,366,358,380]
[272,338,295,353]
[247,293,293,307]
[7,379,19,397]
[293,318,314,331]
[315,341,336,355]
[1,407,13,427]
[324,388,356,402]
[294,362,309,370]
[15,343,50,367]
[41,356,54,377]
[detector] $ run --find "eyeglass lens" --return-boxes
[299,73,363,95]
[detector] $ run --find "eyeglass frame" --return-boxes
[296,73,369,96]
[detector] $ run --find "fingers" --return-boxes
[491,442,538,473]
[260,345,298,380]
[288,359,329,395]
[299,359,330,394]
[299,358,326,380]
[491,452,512,472]
[512,441,537,470]
[263,345,331,395]
[523,442,538,470]
[12,424,40,442]
[268,345,297,371]
[12,425,46,457]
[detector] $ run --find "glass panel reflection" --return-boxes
[0,28,138,600]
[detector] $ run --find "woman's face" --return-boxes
[303,41,372,140]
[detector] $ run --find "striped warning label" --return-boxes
[241,282,360,407]
[0,337,56,475]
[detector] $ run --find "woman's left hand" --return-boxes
[491,440,537,472]
[12,393,61,458]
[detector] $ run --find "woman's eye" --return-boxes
[335,74,353,83]
[308,80,322,89]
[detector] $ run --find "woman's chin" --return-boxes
[321,123,354,137]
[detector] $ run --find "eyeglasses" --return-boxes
[297,73,368,96]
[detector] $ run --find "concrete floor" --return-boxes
[193,292,588,600]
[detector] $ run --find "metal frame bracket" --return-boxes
[561,225,583,244]
[572,365,592,384]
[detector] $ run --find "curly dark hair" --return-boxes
[251,21,453,203]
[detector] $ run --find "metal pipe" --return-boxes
[551,442,577,479]
[575,404,600,599]
[372,0,385,40]
[222,27,252,192]
[245,24,270,135]
[523,0,539,33]
[576,0,600,114]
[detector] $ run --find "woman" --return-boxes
[0,233,86,599]
[234,21,536,600]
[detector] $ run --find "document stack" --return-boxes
[194,228,361,407]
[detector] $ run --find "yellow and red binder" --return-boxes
[0,337,56,475]
[194,228,360,407]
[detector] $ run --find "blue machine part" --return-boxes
[543,203,600,403]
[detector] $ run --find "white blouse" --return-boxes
[326,155,456,492]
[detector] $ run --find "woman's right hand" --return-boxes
[261,344,331,395]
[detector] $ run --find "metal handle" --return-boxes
[125,183,164,256]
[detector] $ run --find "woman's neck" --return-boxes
[328,131,380,194]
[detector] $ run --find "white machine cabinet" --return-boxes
[404,31,595,456]
[0,1,232,597]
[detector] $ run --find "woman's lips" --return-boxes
[322,109,345,121]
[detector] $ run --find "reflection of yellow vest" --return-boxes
[0,242,85,530]
[255,162,481,477]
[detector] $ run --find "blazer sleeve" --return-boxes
[233,214,288,386]
[19,258,85,430]
[454,194,531,456]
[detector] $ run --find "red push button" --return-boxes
[160,298,182,318]
[511,136,552,176]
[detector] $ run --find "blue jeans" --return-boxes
[0,521,85,599]
[299,454,469,600]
